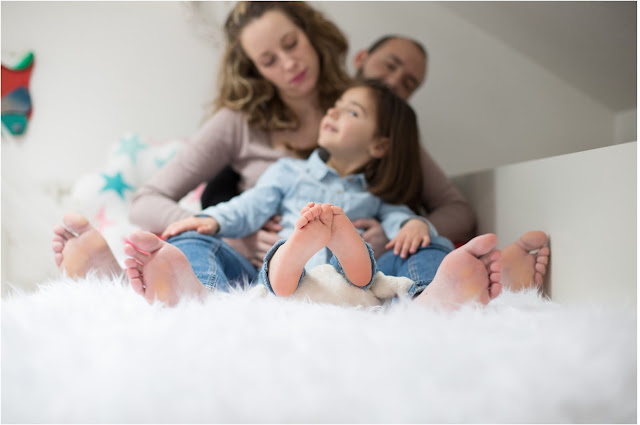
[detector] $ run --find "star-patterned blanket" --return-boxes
[66,132,203,265]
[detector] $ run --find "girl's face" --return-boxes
[318,86,385,161]
[240,10,320,101]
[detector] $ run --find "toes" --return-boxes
[62,211,92,235]
[301,208,317,223]
[124,258,146,296]
[462,234,498,258]
[489,282,502,299]
[534,273,543,286]
[488,261,502,273]
[126,231,163,255]
[537,253,549,265]
[296,214,311,229]
[330,205,344,215]
[124,243,150,265]
[318,204,333,225]
[300,202,315,215]
[517,231,548,251]
[125,268,145,295]
[52,240,64,254]
[481,249,501,266]
[53,224,72,240]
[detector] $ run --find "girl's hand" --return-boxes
[385,219,431,259]
[161,216,220,239]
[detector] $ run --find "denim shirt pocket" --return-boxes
[288,181,327,213]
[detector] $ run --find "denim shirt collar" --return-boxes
[306,149,368,188]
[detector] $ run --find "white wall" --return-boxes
[615,108,638,144]
[1,2,217,189]
[2,1,625,183]
[452,142,637,307]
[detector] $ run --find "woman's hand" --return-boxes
[161,216,220,240]
[351,218,390,259]
[385,219,431,259]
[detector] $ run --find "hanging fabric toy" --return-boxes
[1,50,35,136]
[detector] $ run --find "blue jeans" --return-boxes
[166,231,258,292]
[377,235,454,297]
[259,239,378,295]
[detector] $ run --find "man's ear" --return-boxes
[369,137,390,158]
[353,49,369,70]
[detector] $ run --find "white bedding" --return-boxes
[2,273,636,423]
[2,133,636,422]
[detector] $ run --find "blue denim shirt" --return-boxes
[202,149,438,269]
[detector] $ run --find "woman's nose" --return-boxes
[282,53,297,70]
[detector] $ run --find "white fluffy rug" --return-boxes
[2,274,636,423]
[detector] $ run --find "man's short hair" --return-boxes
[366,35,428,60]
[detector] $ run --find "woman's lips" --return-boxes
[291,69,308,84]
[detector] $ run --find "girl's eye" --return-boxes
[385,62,396,71]
[348,109,358,117]
[284,39,298,50]
[261,56,276,67]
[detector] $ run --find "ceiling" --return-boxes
[438,1,637,112]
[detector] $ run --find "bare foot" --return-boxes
[267,203,335,296]
[52,211,122,278]
[326,205,373,287]
[501,231,550,291]
[415,233,503,309]
[123,230,209,306]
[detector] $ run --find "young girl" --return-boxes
[149,80,457,299]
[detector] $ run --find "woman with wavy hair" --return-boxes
[129,1,351,233]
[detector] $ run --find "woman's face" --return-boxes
[240,10,320,101]
[318,86,380,160]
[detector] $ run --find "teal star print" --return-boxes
[155,149,177,168]
[117,134,147,164]
[100,172,134,199]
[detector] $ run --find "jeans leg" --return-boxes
[166,231,257,292]
[329,241,378,289]
[259,239,308,295]
[377,235,453,297]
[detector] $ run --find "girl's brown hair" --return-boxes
[357,80,423,211]
[214,1,352,131]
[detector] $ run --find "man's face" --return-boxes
[354,38,427,100]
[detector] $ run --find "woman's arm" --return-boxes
[129,108,243,234]
[419,148,476,242]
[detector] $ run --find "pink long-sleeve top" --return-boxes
[129,107,476,242]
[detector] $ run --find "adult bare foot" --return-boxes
[415,233,502,309]
[51,211,122,278]
[326,205,373,287]
[267,202,335,296]
[501,231,550,291]
[123,230,209,307]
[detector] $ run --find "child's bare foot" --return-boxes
[268,203,335,296]
[326,205,373,287]
[415,233,502,309]
[123,230,208,306]
[501,231,550,291]
[52,211,122,278]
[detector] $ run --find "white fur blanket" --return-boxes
[2,273,636,423]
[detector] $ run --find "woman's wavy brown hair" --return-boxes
[356,80,423,211]
[214,1,352,131]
